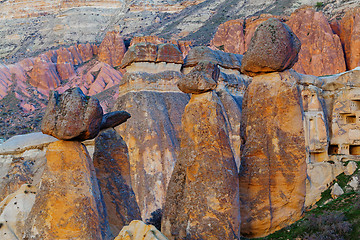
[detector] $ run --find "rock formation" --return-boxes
[98,31,127,68]
[93,128,141,236]
[240,18,301,76]
[339,7,360,70]
[162,62,240,240]
[239,70,306,238]
[115,220,168,240]
[287,7,346,76]
[41,88,103,141]
[23,140,112,240]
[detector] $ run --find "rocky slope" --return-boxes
[0,0,358,62]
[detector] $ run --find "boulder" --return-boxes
[93,128,141,236]
[344,161,357,175]
[120,43,157,68]
[211,19,246,54]
[183,46,242,71]
[162,91,240,240]
[100,111,131,130]
[98,31,126,67]
[156,43,183,64]
[348,176,359,190]
[331,183,344,199]
[339,7,360,70]
[23,140,112,240]
[240,18,301,76]
[115,220,168,240]
[287,7,346,76]
[239,70,306,237]
[41,87,103,141]
[177,61,219,94]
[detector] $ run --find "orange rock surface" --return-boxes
[339,7,360,70]
[23,140,110,239]
[239,70,306,238]
[56,47,76,80]
[287,7,346,76]
[98,31,126,67]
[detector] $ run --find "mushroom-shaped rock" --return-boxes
[156,43,183,64]
[100,111,131,130]
[115,220,168,240]
[120,43,158,68]
[41,87,103,141]
[177,61,219,94]
[240,18,301,76]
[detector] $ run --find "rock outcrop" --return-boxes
[239,70,306,238]
[98,31,127,68]
[287,7,346,76]
[162,66,240,240]
[41,88,103,141]
[115,220,168,240]
[240,18,301,76]
[339,7,360,70]
[211,19,246,54]
[23,140,111,240]
[93,128,141,236]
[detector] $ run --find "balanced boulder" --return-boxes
[41,87,103,141]
[241,18,301,76]
[100,111,131,130]
[177,61,219,94]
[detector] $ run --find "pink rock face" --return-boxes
[0,64,13,99]
[56,47,76,80]
[68,46,84,66]
[339,7,360,70]
[211,19,246,54]
[28,54,61,91]
[78,43,94,62]
[98,31,126,67]
[130,36,166,46]
[287,7,346,76]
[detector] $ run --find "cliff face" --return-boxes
[0,0,358,62]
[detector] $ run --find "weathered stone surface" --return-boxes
[339,7,360,70]
[113,87,189,221]
[23,140,112,240]
[94,128,141,236]
[305,161,344,207]
[0,132,57,154]
[211,19,246,54]
[183,46,242,71]
[177,61,219,94]
[349,176,359,190]
[331,183,344,199]
[162,91,240,240]
[239,70,306,238]
[28,54,61,91]
[98,31,126,67]
[56,47,76,80]
[115,220,168,240]
[121,43,183,69]
[78,43,94,62]
[345,161,357,175]
[0,184,37,239]
[100,111,131,130]
[41,87,103,140]
[240,18,301,76]
[120,43,158,68]
[156,44,183,64]
[130,36,166,46]
[287,7,346,76]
